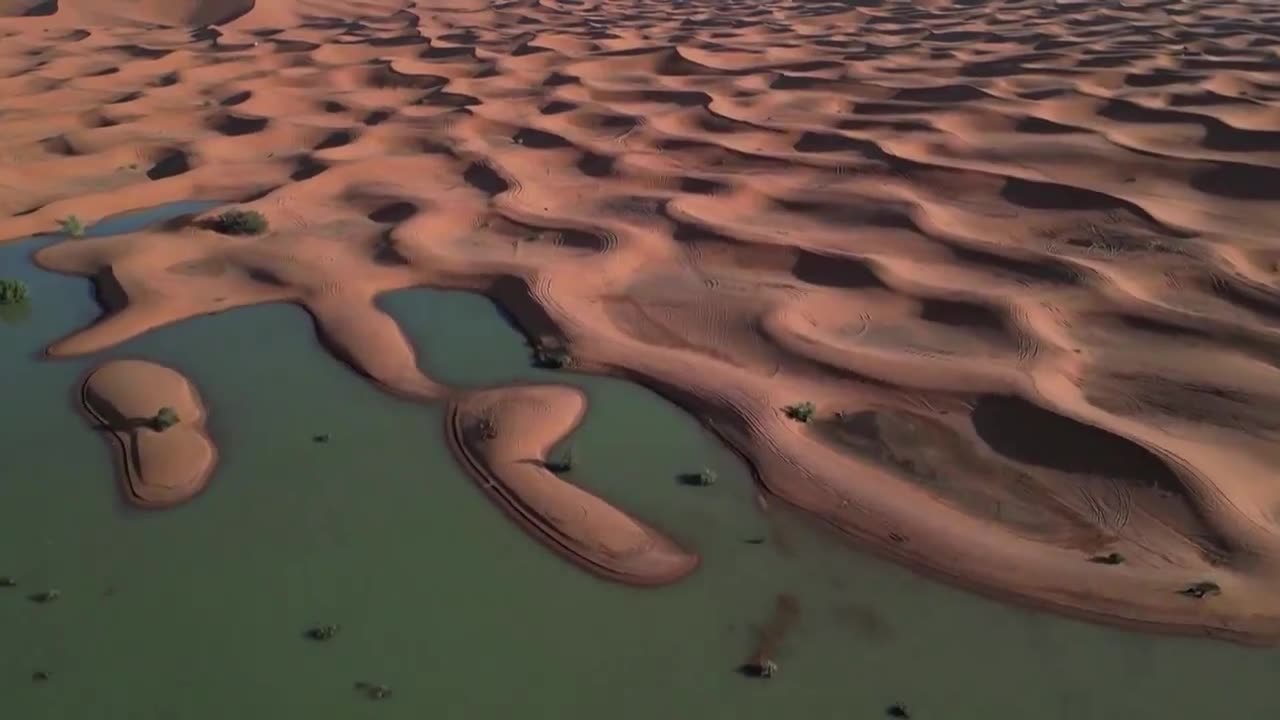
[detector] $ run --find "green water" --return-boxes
[3,205,1278,719]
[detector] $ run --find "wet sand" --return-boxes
[4,0,1280,642]
[81,359,216,508]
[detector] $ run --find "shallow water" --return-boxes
[2,204,1278,719]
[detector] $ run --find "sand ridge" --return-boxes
[3,0,1280,641]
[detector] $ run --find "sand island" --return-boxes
[81,359,217,508]
[2,0,1280,645]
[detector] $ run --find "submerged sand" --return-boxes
[5,0,1280,642]
[81,359,216,508]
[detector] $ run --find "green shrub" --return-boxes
[58,215,85,238]
[546,445,575,474]
[0,279,29,305]
[211,209,268,235]
[784,401,816,423]
[151,406,180,432]
[532,345,571,369]
[1089,552,1124,565]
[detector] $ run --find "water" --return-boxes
[3,203,1278,719]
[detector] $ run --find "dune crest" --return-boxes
[5,0,1280,641]
[81,360,217,508]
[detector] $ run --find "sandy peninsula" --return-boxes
[4,0,1280,642]
[81,359,217,508]
[448,385,698,584]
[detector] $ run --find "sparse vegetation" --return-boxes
[546,445,575,474]
[739,658,778,679]
[211,208,268,235]
[475,415,498,441]
[151,406,180,432]
[58,215,85,238]
[680,468,717,486]
[784,401,816,423]
[887,703,911,719]
[31,671,50,683]
[305,624,340,641]
[354,681,392,701]
[1089,552,1125,565]
[0,576,17,587]
[1178,580,1221,599]
[29,589,60,604]
[0,279,30,305]
[532,344,572,369]
[312,433,331,444]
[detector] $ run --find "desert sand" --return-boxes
[81,359,217,508]
[448,385,698,584]
[4,0,1280,642]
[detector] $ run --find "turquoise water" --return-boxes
[2,204,1278,719]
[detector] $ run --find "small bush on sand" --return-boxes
[1178,580,1221,599]
[151,406,180,432]
[0,279,29,305]
[58,215,85,238]
[784,401,816,423]
[532,345,571,370]
[1089,552,1124,565]
[546,445,575,474]
[211,209,268,235]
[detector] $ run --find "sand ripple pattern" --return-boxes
[4,0,1280,642]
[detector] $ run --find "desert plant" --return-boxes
[546,445,575,474]
[0,278,29,305]
[532,344,571,369]
[784,401,816,423]
[305,624,340,641]
[151,406,180,432]
[681,468,717,486]
[1178,580,1221,599]
[354,681,392,701]
[211,208,268,235]
[29,589,60,604]
[1089,552,1124,565]
[58,215,85,238]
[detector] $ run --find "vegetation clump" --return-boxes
[0,576,17,587]
[739,658,777,679]
[312,433,331,444]
[1089,552,1125,565]
[546,445,575,474]
[475,416,498,442]
[354,681,392,701]
[58,215,85,238]
[29,589,60,604]
[211,208,268,235]
[680,468,717,486]
[305,624,340,641]
[151,406,180,432]
[0,279,30,305]
[532,344,571,370]
[31,671,50,683]
[887,703,911,718]
[784,401,816,423]
[1178,580,1221,599]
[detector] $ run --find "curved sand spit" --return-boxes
[81,359,217,508]
[448,385,698,585]
[5,0,1280,641]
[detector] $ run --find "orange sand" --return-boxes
[448,385,698,584]
[81,359,216,508]
[5,0,1280,641]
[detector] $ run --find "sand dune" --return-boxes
[5,0,1280,641]
[447,385,699,584]
[80,360,217,508]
